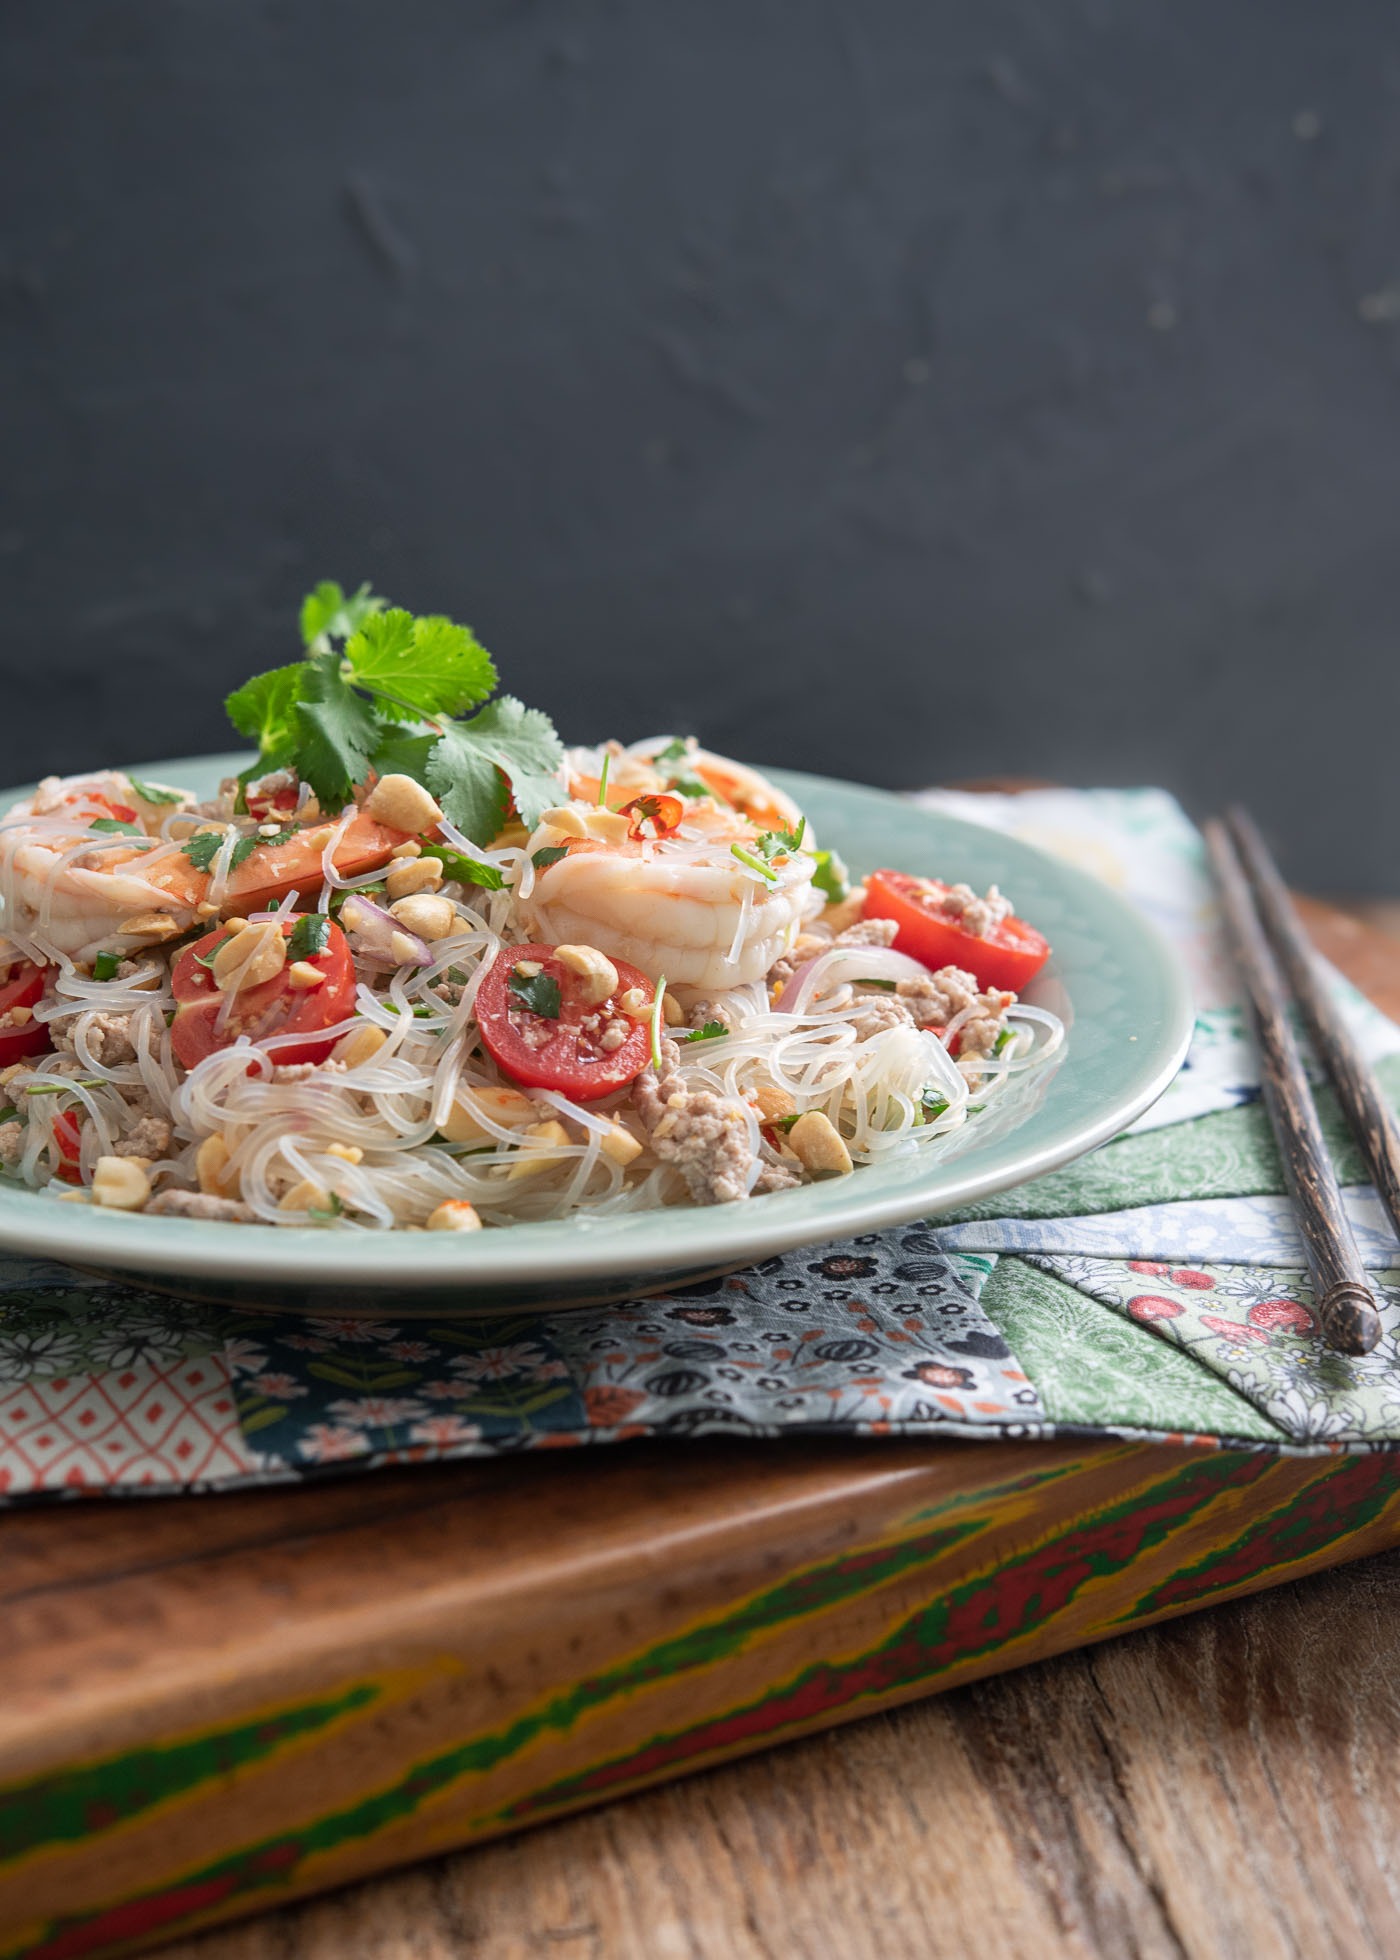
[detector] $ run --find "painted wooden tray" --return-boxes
[2,897,1396,1960]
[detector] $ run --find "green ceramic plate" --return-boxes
[0,757,1192,1314]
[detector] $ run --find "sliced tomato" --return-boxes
[863,870,1050,993]
[170,918,357,1070]
[0,961,53,1066]
[244,780,301,823]
[52,1109,83,1184]
[475,942,654,1101]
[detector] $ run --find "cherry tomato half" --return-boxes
[62,791,140,826]
[0,961,53,1067]
[862,870,1050,993]
[170,918,357,1070]
[475,942,654,1101]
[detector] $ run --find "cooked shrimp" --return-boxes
[565,739,805,837]
[0,772,410,963]
[520,791,818,991]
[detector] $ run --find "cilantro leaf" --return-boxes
[426,695,565,839]
[811,847,849,904]
[294,652,379,807]
[369,727,436,783]
[299,580,386,651]
[126,775,184,806]
[287,913,331,960]
[531,845,569,870]
[181,830,258,874]
[421,845,506,890]
[508,965,561,1019]
[90,817,144,836]
[667,774,714,800]
[225,664,308,771]
[678,1021,728,1044]
[755,818,806,859]
[654,737,690,763]
[344,609,497,720]
[307,1190,346,1223]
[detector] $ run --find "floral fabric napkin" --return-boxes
[1,788,1397,1500]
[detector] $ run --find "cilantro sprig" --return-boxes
[508,964,562,1020]
[224,580,565,843]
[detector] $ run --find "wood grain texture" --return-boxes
[156,1546,1400,1960]
[4,895,1397,1960]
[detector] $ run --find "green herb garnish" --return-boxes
[287,913,331,961]
[226,582,565,841]
[92,952,120,982]
[126,775,184,806]
[597,752,611,807]
[857,977,897,992]
[422,845,506,890]
[811,848,850,905]
[678,1021,728,1044]
[0,1106,18,1124]
[755,818,807,859]
[508,965,562,1020]
[306,1190,346,1223]
[993,1027,1016,1056]
[731,844,779,883]
[667,775,714,800]
[919,1093,950,1124]
[773,1112,802,1133]
[23,1079,102,1096]
[89,817,144,837]
[181,830,258,875]
[531,845,569,871]
[654,737,690,764]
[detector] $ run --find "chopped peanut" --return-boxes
[389,894,457,941]
[661,993,686,1028]
[92,1156,151,1211]
[787,1111,854,1178]
[618,987,650,1019]
[325,1142,364,1164]
[287,960,326,990]
[331,1024,387,1069]
[426,1200,483,1232]
[211,920,287,994]
[752,1082,797,1122]
[389,840,423,860]
[195,1134,238,1197]
[280,1177,332,1213]
[117,913,181,939]
[537,805,631,846]
[363,773,443,835]
[599,1122,644,1168]
[504,1119,572,1179]
[440,1085,539,1143]
[553,944,619,1007]
[385,856,445,901]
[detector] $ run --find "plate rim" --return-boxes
[0,755,1195,1288]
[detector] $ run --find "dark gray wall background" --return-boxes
[4,1,1398,890]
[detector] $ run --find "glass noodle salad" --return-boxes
[0,582,1063,1232]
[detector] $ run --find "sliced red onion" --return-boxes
[774,945,930,1014]
[339,894,432,967]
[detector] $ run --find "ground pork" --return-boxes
[937,882,1014,939]
[895,966,1014,1055]
[146,1190,258,1223]
[114,1113,174,1160]
[849,995,916,1041]
[768,914,901,992]
[269,1060,347,1083]
[632,1038,756,1205]
[0,1121,22,1168]
[53,1012,136,1068]
[686,996,735,1031]
[753,1160,802,1194]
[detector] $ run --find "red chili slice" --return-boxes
[619,794,684,841]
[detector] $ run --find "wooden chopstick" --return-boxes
[1228,804,1400,1248]
[1204,819,1382,1355]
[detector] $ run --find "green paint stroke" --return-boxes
[1114,1451,1397,1622]
[501,1448,1278,1822]
[12,1500,1014,1955]
[0,1683,378,1864]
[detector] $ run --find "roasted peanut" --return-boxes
[426,1200,484,1232]
[787,1111,854,1178]
[211,920,286,994]
[389,894,457,942]
[385,856,445,900]
[92,1156,151,1211]
[363,773,443,835]
[553,944,619,1007]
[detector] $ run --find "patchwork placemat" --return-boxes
[2,788,1397,1499]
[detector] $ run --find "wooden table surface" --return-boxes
[118,900,1400,1960]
